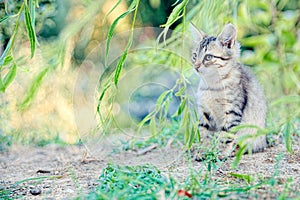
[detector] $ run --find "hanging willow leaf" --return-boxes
[157,0,188,42]
[24,3,37,58]
[0,37,13,67]
[114,46,129,86]
[113,0,140,86]
[103,0,122,23]
[177,98,186,116]
[0,3,24,67]
[105,0,137,62]
[19,67,50,110]
[149,116,157,135]
[155,90,171,110]
[29,0,35,26]
[2,63,17,92]
[160,0,188,28]
[0,80,3,92]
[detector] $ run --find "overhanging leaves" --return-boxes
[24,2,37,58]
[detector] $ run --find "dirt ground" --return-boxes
[0,136,300,199]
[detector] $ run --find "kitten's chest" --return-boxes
[196,77,237,109]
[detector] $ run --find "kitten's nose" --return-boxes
[194,61,202,72]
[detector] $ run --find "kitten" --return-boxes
[190,23,267,157]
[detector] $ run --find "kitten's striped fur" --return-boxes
[190,23,267,155]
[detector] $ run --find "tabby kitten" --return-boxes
[190,23,267,156]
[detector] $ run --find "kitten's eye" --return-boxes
[204,54,213,61]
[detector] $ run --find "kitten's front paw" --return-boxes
[247,135,268,153]
[218,142,239,160]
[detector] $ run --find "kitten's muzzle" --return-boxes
[194,62,203,72]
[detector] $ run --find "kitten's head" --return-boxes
[190,23,240,74]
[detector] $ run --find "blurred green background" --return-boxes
[0,0,299,147]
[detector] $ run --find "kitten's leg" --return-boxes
[236,128,267,153]
[221,109,243,132]
[190,126,214,162]
[217,131,237,160]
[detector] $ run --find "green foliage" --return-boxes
[83,164,173,199]
[0,1,37,92]
[105,0,137,63]
[18,67,50,110]
[81,154,299,199]
[96,0,300,171]
[24,1,37,58]
[120,120,182,151]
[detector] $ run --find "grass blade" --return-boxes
[24,3,37,58]
[270,95,300,107]
[282,120,293,153]
[231,144,247,168]
[230,173,253,184]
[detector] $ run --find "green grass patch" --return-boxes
[82,164,174,199]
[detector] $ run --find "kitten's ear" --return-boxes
[190,23,206,42]
[217,23,236,48]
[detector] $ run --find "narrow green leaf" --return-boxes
[114,48,129,86]
[231,144,247,168]
[282,121,293,153]
[157,0,188,43]
[3,63,17,91]
[97,75,114,118]
[105,0,137,62]
[3,55,13,66]
[155,90,171,110]
[29,0,35,26]
[0,3,24,67]
[138,111,155,128]
[0,15,9,24]
[0,76,4,92]
[160,0,188,28]
[0,38,13,67]
[149,116,156,135]
[113,0,140,86]
[175,86,186,96]
[230,173,253,184]
[103,0,122,23]
[99,80,112,102]
[270,95,300,107]
[187,126,196,149]
[177,98,186,116]
[19,67,49,110]
[35,0,39,8]
[24,4,37,58]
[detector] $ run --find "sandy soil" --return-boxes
[0,137,299,199]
